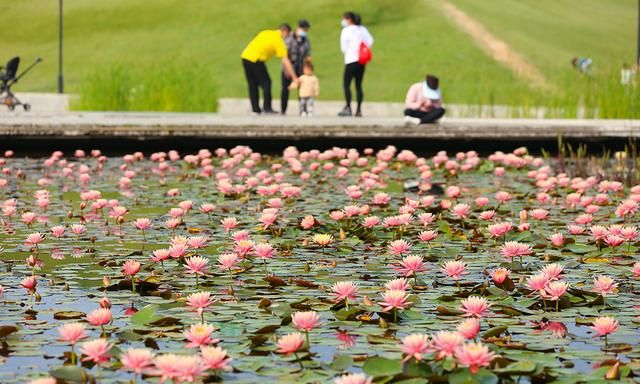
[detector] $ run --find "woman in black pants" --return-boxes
[338,12,374,117]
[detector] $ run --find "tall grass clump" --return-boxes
[459,67,640,119]
[74,62,217,112]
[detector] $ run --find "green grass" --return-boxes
[0,0,636,116]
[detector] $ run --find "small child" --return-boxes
[571,57,592,74]
[289,62,319,116]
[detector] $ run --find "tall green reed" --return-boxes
[74,62,217,112]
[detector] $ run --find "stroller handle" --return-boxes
[14,57,43,82]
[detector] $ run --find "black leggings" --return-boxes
[242,59,272,113]
[343,62,365,112]
[404,108,446,124]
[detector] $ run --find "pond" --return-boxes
[0,145,639,383]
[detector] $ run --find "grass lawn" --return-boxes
[0,0,636,115]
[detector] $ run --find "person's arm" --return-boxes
[275,35,298,82]
[340,28,348,54]
[405,85,422,110]
[281,57,299,82]
[313,77,320,97]
[361,26,374,47]
[288,77,299,90]
[305,39,311,61]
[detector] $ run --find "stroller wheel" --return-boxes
[23,104,31,111]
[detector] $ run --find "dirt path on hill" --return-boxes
[436,0,551,90]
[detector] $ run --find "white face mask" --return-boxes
[341,19,348,28]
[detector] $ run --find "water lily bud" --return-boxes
[379,317,388,328]
[67,210,73,219]
[124,306,138,316]
[102,276,111,287]
[26,255,37,267]
[339,228,346,240]
[116,216,124,225]
[605,362,620,380]
[34,293,42,302]
[99,297,112,309]
[519,210,528,223]
[79,202,86,210]
[63,282,69,291]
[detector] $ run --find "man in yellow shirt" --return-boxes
[241,24,299,114]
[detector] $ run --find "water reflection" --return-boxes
[335,330,357,348]
[532,319,567,338]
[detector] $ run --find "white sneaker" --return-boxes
[404,116,421,126]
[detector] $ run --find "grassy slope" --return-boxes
[0,0,634,106]
[450,0,636,73]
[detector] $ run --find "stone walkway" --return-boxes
[0,111,637,140]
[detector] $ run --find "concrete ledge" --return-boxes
[218,98,588,119]
[0,112,637,140]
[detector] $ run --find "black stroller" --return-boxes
[0,56,43,111]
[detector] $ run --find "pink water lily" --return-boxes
[1,144,639,381]
[378,289,411,322]
[459,296,491,318]
[401,333,430,362]
[185,255,208,289]
[184,323,219,348]
[454,342,496,374]
[200,346,232,371]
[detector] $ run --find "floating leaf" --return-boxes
[566,243,597,254]
[264,275,287,287]
[362,356,403,377]
[53,311,86,320]
[49,365,90,382]
[482,325,508,339]
[0,325,18,338]
[329,354,353,371]
[130,304,161,326]
[148,316,181,327]
[449,368,498,384]
[335,308,359,321]
[435,305,463,316]
[495,360,537,374]
[253,324,280,334]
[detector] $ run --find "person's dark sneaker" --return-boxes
[263,109,279,115]
[337,106,352,117]
[355,110,362,117]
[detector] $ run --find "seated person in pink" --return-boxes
[404,75,445,125]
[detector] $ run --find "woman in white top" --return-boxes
[338,12,374,117]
